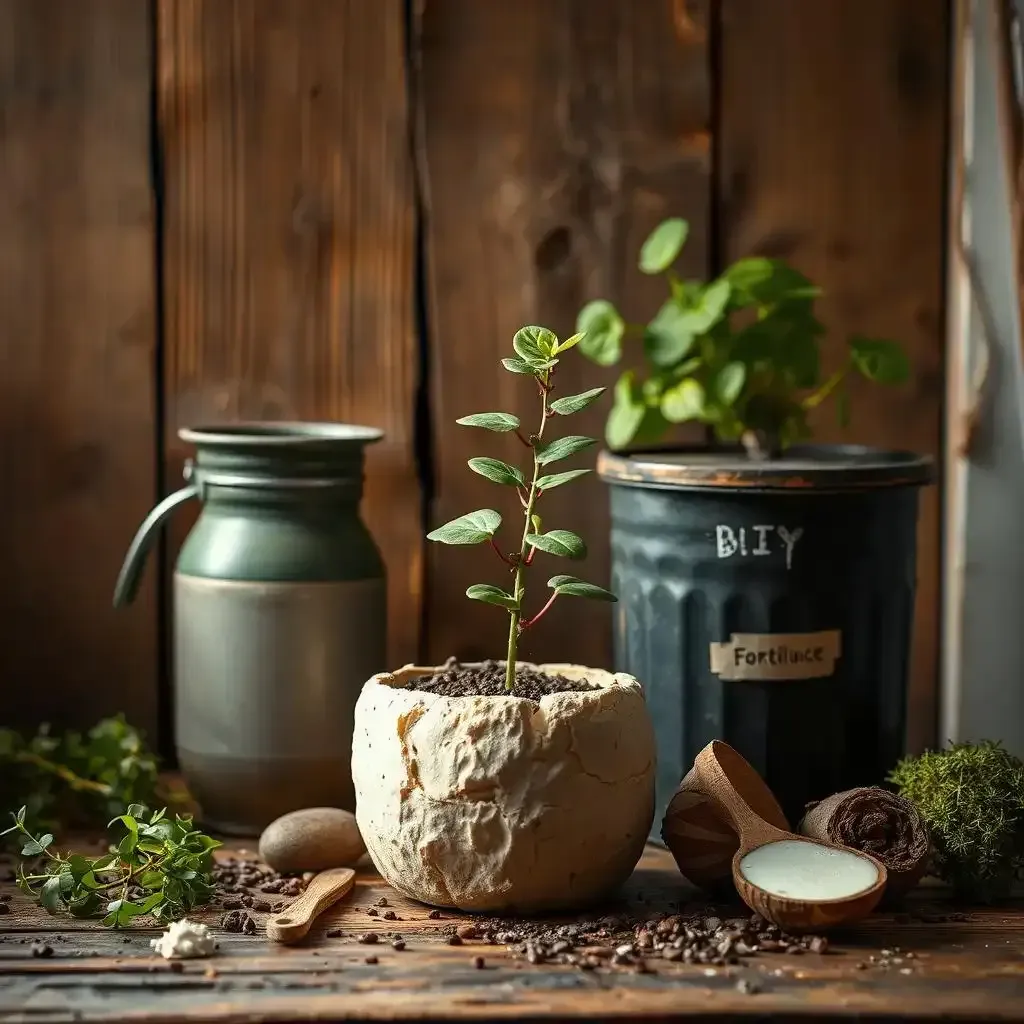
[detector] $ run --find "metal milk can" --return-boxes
[114,423,386,834]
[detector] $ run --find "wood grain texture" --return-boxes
[0,0,157,732]
[718,0,949,752]
[1,845,1023,1022]
[157,0,420,666]
[417,0,711,668]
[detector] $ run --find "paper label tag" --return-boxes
[709,630,842,681]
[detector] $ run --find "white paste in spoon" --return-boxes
[739,840,879,900]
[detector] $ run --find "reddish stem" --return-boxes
[490,538,513,566]
[514,429,532,447]
[519,592,558,632]
[525,545,536,566]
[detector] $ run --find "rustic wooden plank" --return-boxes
[0,944,1022,1021]
[157,0,420,667]
[0,0,157,734]
[2,846,1024,1020]
[1,965,1023,1022]
[717,0,950,752]
[417,0,711,669]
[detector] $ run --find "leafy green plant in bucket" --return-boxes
[576,217,911,457]
[426,326,616,692]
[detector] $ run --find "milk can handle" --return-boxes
[113,464,200,608]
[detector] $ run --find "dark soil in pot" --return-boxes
[413,659,595,700]
[598,443,933,839]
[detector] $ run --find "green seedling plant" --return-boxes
[576,217,911,457]
[427,325,616,692]
[2,803,220,927]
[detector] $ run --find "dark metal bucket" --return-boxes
[598,444,933,838]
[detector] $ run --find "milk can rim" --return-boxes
[179,422,383,447]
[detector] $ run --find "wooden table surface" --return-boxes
[1,843,1023,1023]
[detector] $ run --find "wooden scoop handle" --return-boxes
[694,741,789,849]
[265,867,356,944]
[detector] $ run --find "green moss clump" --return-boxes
[888,741,1024,903]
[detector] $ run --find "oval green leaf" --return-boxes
[502,357,539,375]
[576,299,625,366]
[456,412,521,432]
[466,584,519,610]
[606,370,645,449]
[726,257,821,307]
[547,574,617,602]
[849,336,910,385]
[468,458,527,488]
[40,876,63,914]
[661,378,705,423]
[644,301,696,368]
[535,435,596,466]
[526,530,586,559]
[639,218,689,274]
[513,325,558,363]
[554,331,586,354]
[427,509,502,545]
[536,468,591,491]
[678,278,732,334]
[549,387,606,416]
[715,362,747,405]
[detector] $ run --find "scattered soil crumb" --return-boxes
[220,910,257,935]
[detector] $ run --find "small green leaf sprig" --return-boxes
[427,325,616,692]
[576,217,911,457]
[2,804,220,927]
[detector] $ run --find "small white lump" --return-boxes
[149,919,218,959]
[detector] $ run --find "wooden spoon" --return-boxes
[693,741,887,932]
[265,867,356,944]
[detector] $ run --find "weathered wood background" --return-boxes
[0,0,949,753]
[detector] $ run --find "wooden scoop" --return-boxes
[265,867,356,944]
[693,741,887,932]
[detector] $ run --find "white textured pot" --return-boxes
[352,662,656,913]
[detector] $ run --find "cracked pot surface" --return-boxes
[352,662,656,913]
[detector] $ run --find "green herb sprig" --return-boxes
[889,741,1024,903]
[2,804,220,926]
[0,716,171,837]
[576,217,911,457]
[427,325,616,691]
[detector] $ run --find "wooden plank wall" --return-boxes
[0,0,157,733]
[717,0,949,750]
[0,0,950,751]
[417,0,711,668]
[157,0,421,674]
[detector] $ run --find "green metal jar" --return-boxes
[114,423,386,835]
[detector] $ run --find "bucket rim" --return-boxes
[179,421,383,447]
[597,443,934,493]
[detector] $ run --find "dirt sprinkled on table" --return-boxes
[455,910,838,973]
